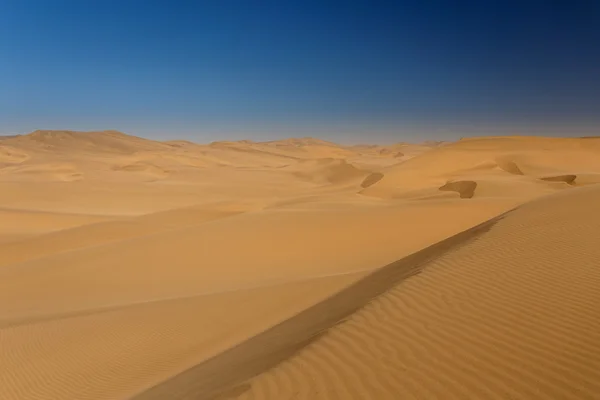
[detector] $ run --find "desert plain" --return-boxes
[1,130,600,399]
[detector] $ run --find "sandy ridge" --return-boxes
[231,185,600,400]
[133,206,511,399]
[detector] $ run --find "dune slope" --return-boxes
[217,184,600,400]
[362,136,600,201]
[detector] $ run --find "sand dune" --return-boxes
[0,203,244,267]
[206,137,358,164]
[0,273,366,400]
[0,144,29,163]
[361,136,600,201]
[3,130,171,154]
[286,158,370,185]
[261,137,356,159]
[0,198,513,323]
[0,208,112,241]
[1,130,600,400]
[205,184,600,400]
[0,162,83,182]
[111,162,171,181]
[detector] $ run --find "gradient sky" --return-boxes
[1,0,599,143]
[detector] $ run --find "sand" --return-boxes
[1,131,600,399]
[226,184,600,400]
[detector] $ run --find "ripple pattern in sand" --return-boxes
[237,186,600,400]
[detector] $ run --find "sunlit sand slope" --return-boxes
[0,199,511,323]
[222,184,600,400]
[0,204,242,267]
[362,136,600,201]
[0,199,513,400]
[0,274,365,400]
[0,208,113,241]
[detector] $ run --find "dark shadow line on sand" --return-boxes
[133,208,514,400]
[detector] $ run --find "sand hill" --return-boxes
[1,131,599,399]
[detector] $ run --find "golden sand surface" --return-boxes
[1,131,599,399]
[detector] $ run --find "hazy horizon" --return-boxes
[3,123,600,146]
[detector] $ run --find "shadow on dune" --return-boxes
[133,210,511,400]
[439,180,477,199]
[540,174,577,185]
[496,159,524,175]
[360,172,384,188]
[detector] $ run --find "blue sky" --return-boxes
[1,0,599,143]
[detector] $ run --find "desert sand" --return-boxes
[1,130,600,399]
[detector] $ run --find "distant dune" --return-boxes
[0,144,29,164]
[361,136,600,201]
[1,130,599,399]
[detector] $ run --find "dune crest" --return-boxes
[288,158,370,185]
[215,184,600,400]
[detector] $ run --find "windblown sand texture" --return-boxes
[1,131,600,399]
[228,184,600,400]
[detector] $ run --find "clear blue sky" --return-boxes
[1,0,599,142]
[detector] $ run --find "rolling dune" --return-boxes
[287,158,370,185]
[2,130,172,154]
[213,184,600,400]
[1,130,600,400]
[0,203,244,267]
[0,208,112,241]
[0,199,513,323]
[0,273,366,400]
[0,163,83,182]
[0,144,29,163]
[361,136,600,201]
[111,162,171,181]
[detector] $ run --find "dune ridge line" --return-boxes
[132,209,510,400]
